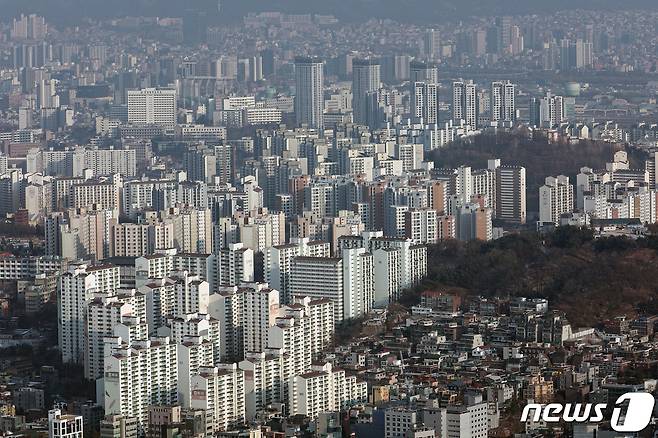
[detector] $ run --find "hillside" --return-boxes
[429,132,645,215]
[402,227,658,327]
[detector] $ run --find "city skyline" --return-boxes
[0,4,657,438]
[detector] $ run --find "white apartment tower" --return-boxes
[238,351,286,420]
[139,272,209,334]
[453,81,477,128]
[341,247,374,320]
[539,175,574,225]
[208,243,254,292]
[208,283,280,361]
[412,82,438,125]
[127,88,177,126]
[236,297,335,420]
[268,297,335,396]
[58,264,120,364]
[372,247,401,306]
[288,362,367,418]
[177,335,215,408]
[265,239,331,305]
[490,81,516,127]
[189,364,246,434]
[85,292,146,380]
[103,337,178,434]
[405,208,438,245]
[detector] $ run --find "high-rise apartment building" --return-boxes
[539,175,574,225]
[288,362,367,418]
[58,264,120,364]
[490,81,516,127]
[238,296,334,420]
[530,93,565,128]
[352,59,381,125]
[453,81,478,128]
[341,247,374,320]
[139,272,210,334]
[421,29,441,59]
[190,364,246,434]
[265,238,330,304]
[208,282,280,361]
[294,57,324,130]
[268,296,335,389]
[405,208,438,245]
[207,243,254,291]
[103,337,178,434]
[85,292,146,380]
[339,232,427,303]
[493,164,527,224]
[410,61,438,84]
[12,14,48,40]
[457,204,493,241]
[127,88,177,126]
[412,82,438,125]
[290,257,344,322]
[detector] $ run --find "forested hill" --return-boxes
[403,227,658,327]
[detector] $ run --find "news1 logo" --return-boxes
[520,392,655,432]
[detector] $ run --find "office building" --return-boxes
[385,408,419,438]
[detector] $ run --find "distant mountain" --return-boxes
[2,0,658,25]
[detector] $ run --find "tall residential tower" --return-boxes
[294,57,324,130]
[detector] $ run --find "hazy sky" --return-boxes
[2,0,658,24]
